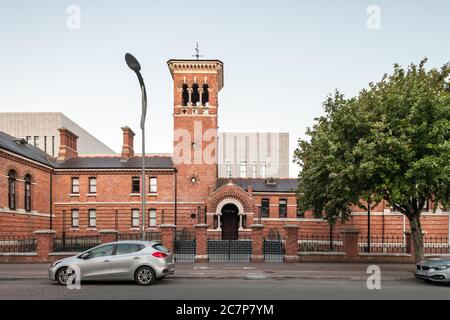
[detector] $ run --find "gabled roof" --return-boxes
[0,131,55,167]
[216,178,299,193]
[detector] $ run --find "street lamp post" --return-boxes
[125,53,148,241]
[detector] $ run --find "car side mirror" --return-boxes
[80,252,91,260]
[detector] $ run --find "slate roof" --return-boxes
[54,156,174,169]
[0,131,55,167]
[216,178,299,193]
[0,131,174,170]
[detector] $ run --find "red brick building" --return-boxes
[1,58,448,240]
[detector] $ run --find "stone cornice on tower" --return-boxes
[167,59,224,91]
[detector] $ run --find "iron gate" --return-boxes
[263,239,285,262]
[207,236,252,262]
[174,229,196,262]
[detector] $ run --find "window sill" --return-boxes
[69,228,80,231]
[129,227,140,231]
[86,194,97,197]
[147,193,157,196]
[130,193,140,196]
[69,194,80,197]
[86,228,97,231]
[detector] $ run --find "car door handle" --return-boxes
[133,257,140,260]
[103,260,110,263]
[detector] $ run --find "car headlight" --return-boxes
[433,265,449,271]
[51,261,61,268]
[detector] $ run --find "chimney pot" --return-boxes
[121,126,135,160]
[57,128,78,161]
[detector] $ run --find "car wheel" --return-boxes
[135,266,156,286]
[56,267,73,286]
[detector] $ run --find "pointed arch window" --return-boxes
[202,84,209,106]
[191,83,200,106]
[24,174,32,212]
[8,170,17,210]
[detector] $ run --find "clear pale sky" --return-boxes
[0,0,449,177]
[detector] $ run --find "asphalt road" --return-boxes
[0,277,449,300]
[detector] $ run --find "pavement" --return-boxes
[0,262,416,281]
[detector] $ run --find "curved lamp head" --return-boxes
[125,53,141,72]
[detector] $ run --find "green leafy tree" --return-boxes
[294,59,450,262]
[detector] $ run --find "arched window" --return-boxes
[8,170,16,210]
[182,84,189,106]
[191,83,200,106]
[24,174,32,212]
[202,84,209,106]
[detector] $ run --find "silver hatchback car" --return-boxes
[415,257,450,283]
[48,241,175,286]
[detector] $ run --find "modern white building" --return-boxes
[0,112,115,156]
[218,132,289,178]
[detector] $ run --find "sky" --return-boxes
[0,0,449,177]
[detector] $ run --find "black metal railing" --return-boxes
[207,234,252,262]
[174,229,196,262]
[54,235,100,252]
[424,236,450,255]
[358,235,406,254]
[117,232,162,242]
[0,235,36,253]
[299,234,343,252]
[263,238,285,262]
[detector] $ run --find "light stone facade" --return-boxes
[0,112,115,156]
[218,132,289,178]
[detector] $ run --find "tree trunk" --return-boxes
[408,214,424,263]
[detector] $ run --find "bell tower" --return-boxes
[167,59,224,202]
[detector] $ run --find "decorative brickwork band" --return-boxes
[194,224,208,262]
[250,224,265,263]
[284,224,299,263]
[160,224,176,253]
[341,229,360,258]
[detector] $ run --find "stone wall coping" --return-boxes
[284,224,299,229]
[340,229,360,235]
[159,224,176,229]
[404,231,427,235]
[0,252,38,256]
[359,253,411,257]
[33,230,57,235]
[194,224,208,229]
[49,252,79,256]
[99,229,119,234]
[250,224,265,229]
[299,252,345,256]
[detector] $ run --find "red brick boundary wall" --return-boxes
[194,224,208,262]
[284,224,300,263]
[160,224,176,252]
[0,226,431,264]
[250,224,264,263]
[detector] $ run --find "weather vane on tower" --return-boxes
[192,42,203,60]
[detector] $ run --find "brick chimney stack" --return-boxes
[57,128,78,161]
[121,126,135,160]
